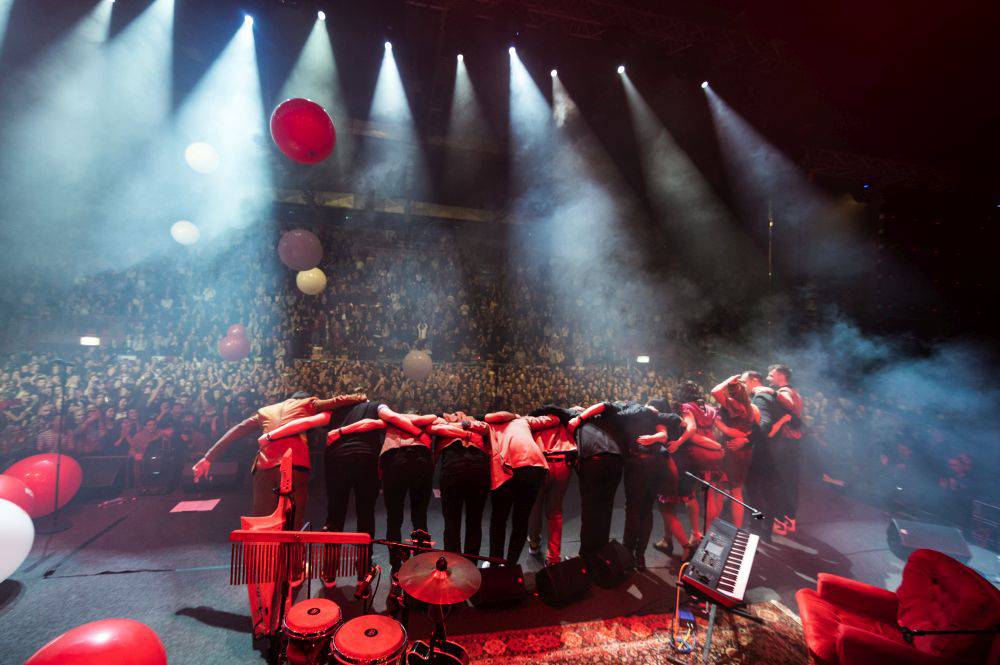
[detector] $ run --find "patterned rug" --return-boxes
[451,600,808,665]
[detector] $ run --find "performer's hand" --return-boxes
[727,438,748,451]
[667,440,684,454]
[636,434,659,447]
[192,458,211,482]
[418,432,432,446]
[567,416,581,433]
[326,429,341,446]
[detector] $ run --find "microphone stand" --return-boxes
[38,362,72,534]
[683,471,763,664]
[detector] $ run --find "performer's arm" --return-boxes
[378,404,423,437]
[714,417,747,440]
[636,424,669,447]
[690,432,724,451]
[327,418,385,445]
[484,411,517,424]
[313,392,367,412]
[769,413,792,438]
[408,413,439,428]
[568,402,606,433]
[524,414,560,431]
[666,413,698,454]
[710,375,740,407]
[428,421,470,440]
[775,387,796,411]
[261,411,333,444]
[193,415,260,481]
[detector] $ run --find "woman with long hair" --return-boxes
[710,375,759,528]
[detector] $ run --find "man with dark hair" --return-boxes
[766,364,804,534]
[192,390,366,529]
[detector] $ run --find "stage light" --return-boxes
[509,46,516,55]
[550,69,557,77]
[80,336,101,347]
[171,220,201,245]
[636,355,650,364]
[384,41,392,50]
[184,142,220,173]
[701,81,709,89]
[244,14,253,27]
[457,53,463,62]
[617,65,625,74]
[317,10,325,21]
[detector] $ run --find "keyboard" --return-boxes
[681,519,759,608]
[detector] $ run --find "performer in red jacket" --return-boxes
[526,405,578,566]
[192,391,366,529]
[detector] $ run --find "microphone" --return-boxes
[354,564,381,600]
[53,358,75,366]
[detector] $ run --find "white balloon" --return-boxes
[0,499,34,583]
[403,349,433,380]
[184,142,220,173]
[170,220,200,246]
[296,268,327,295]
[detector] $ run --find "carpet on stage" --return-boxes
[451,600,807,665]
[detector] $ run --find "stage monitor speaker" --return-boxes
[180,461,240,491]
[535,556,591,606]
[469,564,526,608]
[888,518,971,562]
[79,456,128,496]
[585,539,635,588]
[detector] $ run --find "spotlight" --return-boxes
[617,65,625,74]
[701,81,709,89]
[243,14,253,26]
[318,10,325,21]
[385,41,392,50]
[457,53,464,62]
[508,46,516,55]
[550,69,557,77]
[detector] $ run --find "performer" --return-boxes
[525,405,578,566]
[654,382,724,557]
[710,375,760,528]
[742,370,782,540]
[264,399,421,538]
[587,399,684,569]
[485,411,548,566]
[766,364,804,535]
[435,412,492,558]
[571,406,625,560]
[377,411,465,571]
[192,391,366,529]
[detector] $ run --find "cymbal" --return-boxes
[397,551,482,605]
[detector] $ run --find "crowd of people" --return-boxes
[0,225,989,534]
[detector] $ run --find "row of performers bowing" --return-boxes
[192,375,801,571]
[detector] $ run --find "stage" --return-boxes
[3,477,997,663]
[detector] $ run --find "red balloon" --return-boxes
[270,98,336,164]
[4,454,82,518]
[26,618,167,665]
[218,334,250,362]
[226,323,246,338]
[0,474,35,515]
[277,229,323,271]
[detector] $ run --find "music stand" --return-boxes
[683,471,764,664]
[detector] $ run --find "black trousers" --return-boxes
[439,445,491,557]
[747,437,799,535]
[324,449,380,537]
[622,453,665,555]
[489,466,546,565]
[381,446,434,569]
[578,454,624,558]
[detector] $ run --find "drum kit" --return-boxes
[280,550,485,665]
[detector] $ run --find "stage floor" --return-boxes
[3,474,997,663]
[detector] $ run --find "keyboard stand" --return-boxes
[688,585,766,664]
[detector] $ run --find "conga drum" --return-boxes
[331,614,408,664]
[283,598,343,665]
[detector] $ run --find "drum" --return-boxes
[283,598,343,665]
[331,614,407,664]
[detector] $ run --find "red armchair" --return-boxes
[796,548,1000,665]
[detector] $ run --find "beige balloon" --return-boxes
[296,268,327,295]
[403,349,433,380]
